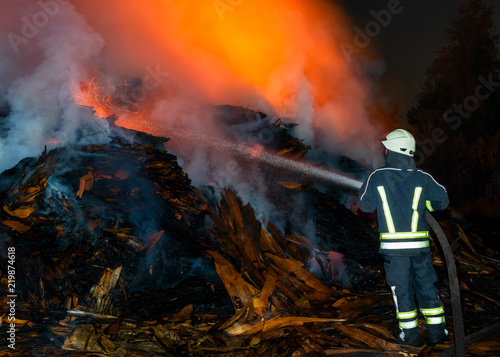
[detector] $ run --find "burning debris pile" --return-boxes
[2,0,499,355]
[0,112,499,357]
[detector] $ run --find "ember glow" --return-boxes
[250,144,263,159]
[73,77,114,118]
[46,138,60,145]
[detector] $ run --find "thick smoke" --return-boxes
[71,0,384,164]
[0,0,388,288]
[0,0,109,172]
[1,0,385,221]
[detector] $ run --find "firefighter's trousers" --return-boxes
[384,254,447,344]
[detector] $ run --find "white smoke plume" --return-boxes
[0,0,108,172]
[0,0,385,204]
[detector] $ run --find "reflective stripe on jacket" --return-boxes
[356,151,449,256]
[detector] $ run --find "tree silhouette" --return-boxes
[407,0,500,212]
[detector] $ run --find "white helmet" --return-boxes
[381,129,415,157]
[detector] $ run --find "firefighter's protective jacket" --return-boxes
[357,150,449,256]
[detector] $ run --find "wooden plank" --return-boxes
[323,348,414,356]
[76,171,94,199]
[332,324,401,351]
[277,181,302,189]
[1,219,30,233]
[224,316,346,336]
[218,295,259,331]
[259,227,286,256]
[145,230,164,255]
[3,205,36,218]
[265,253,334,300]
[207,250,259,309]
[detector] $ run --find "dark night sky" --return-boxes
[337,0,500,116]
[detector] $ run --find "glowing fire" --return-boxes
[46,138,60,145]
[250,144,263,158]
[73,77,114,118]
[73,0,377,150]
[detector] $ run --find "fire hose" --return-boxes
[350,191,492,356]
[286,163,492,355]
[143,125,490,355]
[426,211,466,357]
[428,214,500,357]
[288,156,496,354]
[347,177,469,355]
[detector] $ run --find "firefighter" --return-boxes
[357,129,449,346]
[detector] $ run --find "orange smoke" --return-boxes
[73,0,380,157]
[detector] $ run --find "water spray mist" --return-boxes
[130,121,363,191]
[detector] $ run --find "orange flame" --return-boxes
[74,0,379,156]
[73,76,113,118]
[46,138,60,145]
[250,144,263,158]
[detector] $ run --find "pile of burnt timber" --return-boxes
[0,116,500,356]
